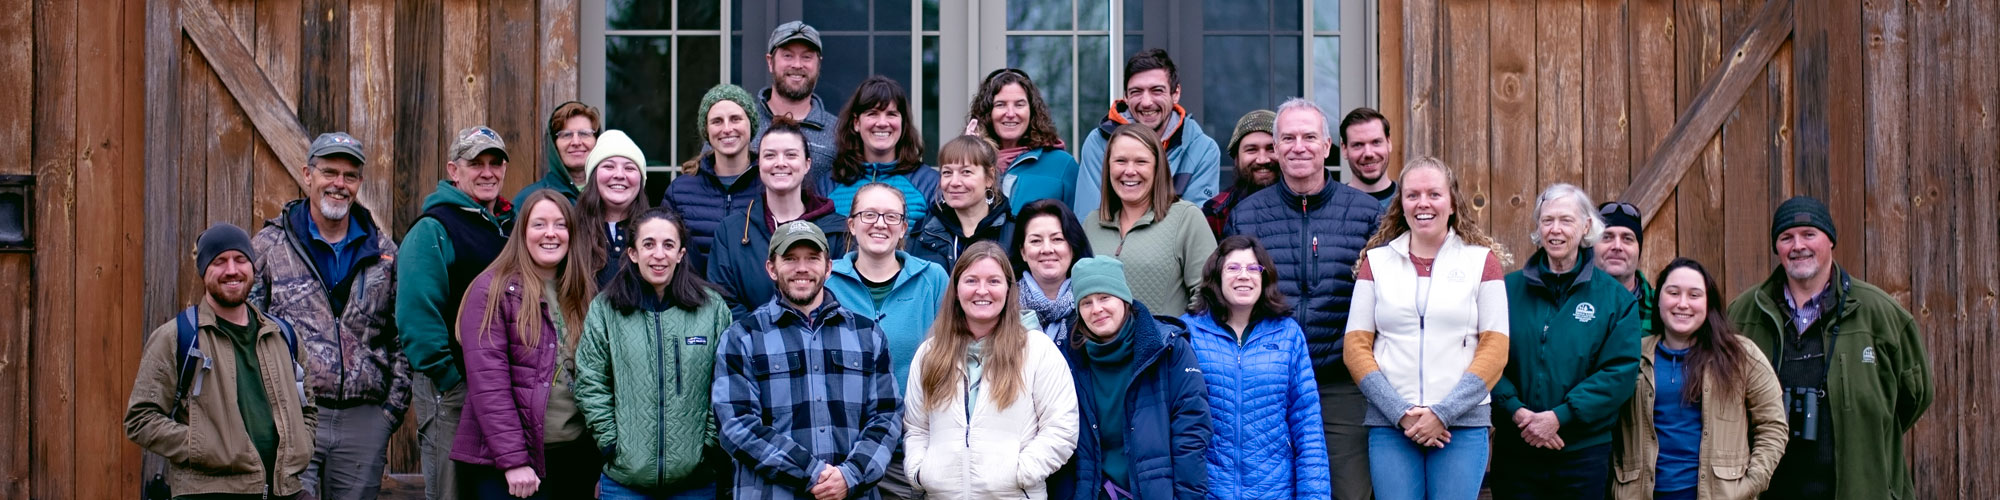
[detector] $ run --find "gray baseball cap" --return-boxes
[308,132,366,164]
[449,126,508,162]
[768,220,829,259]
[768,21,822,53]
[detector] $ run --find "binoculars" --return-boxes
[1784,387,1828,440]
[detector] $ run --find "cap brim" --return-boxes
[458,147,509,162]
[769,37,821,53]
[312,148,366,164]
[768,238,828,258]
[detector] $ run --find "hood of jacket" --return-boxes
[423,180,514,222]
[1096,100,1197,150]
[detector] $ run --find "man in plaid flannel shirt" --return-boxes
[712,220,904,500]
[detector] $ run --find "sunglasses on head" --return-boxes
[1600,202,1639,218]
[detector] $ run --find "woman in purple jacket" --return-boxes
[452,190,601,499]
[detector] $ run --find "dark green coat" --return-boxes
[575,290,733,489]
[1493,248,1642,450]
[1727,265,1932,500]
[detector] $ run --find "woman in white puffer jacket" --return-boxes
[903,241,1081,499]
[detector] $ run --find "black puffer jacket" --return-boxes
[909,196,1014,271]
[1225,172,1382,381]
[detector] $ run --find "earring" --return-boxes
[984,187,996,205]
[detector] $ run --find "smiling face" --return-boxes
[556,115,598,170]
[759,132,809,194]
[628,218,685,291]
[854,102,903,160]
[523,200,570,271]
[938,161,993,211]
[956,257,1011,330]
[706,100,753,157]
[1274,108,1331,190]
[1234,131,1279,188]
[1401,167,1452,241]
[1106,136,1157,207]
[1218,250,1264,311]
[1079,293,1130,340]
[1123,69,1179,134]
[307,156,362,221]
[204,251,254,308]
[1776,226,1835,284]
[1537,199,1587,265]
[594,156,644,208]
[1342,118,1392,184]
[847,188,907,257]
[766,43,821,101]
[989,83,1032,146]
[1597,226,1641,283]
[448,152,508,204]
[1022,215,1074,286]
[1658,267,1709,337]
[766,244,830,309]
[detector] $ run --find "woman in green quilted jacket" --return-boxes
[575,206,734,499]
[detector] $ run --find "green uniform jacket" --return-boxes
[1726,266,1932,500]
[1493,248,1642,450]
[396,182,513,391]
[575,290,732,489]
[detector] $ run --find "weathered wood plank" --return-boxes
[1952,1,1997,496]
[253,140,295,222]
[1379,0,1406,176]
[1861,0,1910,305]
[1903,1,1959,494]
[144,0,186,331]
[1672,0,1725,284]
[29,0,78,496]
[490,0,537,196]
[1580,0,1628,205]
[254,0,302,111]
[1628,0,1678,275]
[1442,0,1490,231]
[1402,0,1440,160]
[350,0,394,220]
[0,0,28,177]
[300,0,351,134]
[1765,41,1793,258]
[1616,0,1792,226]
[1719,0,1773,296]
[1792,0,1867,280]
[537,0,580,122]
[1488,0,1537,260]
[0,255,30,498]
[1536,0,1583,189]
[392,0,444,237]
[182,0,312,192]
[442,0,488,147]
[178,40,211,316]
[73,1,144,494]
[207,63,257,231]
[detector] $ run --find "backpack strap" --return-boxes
[168,306,202,419]
[269,315,299,361]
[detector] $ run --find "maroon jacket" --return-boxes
[449,271,561,474]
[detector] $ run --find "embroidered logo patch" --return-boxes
[1448,269,1470,283]
[1861,346,1876,364]
[1573,302,1597,323]
[686,336,708,345]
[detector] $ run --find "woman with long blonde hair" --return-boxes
[902,241,1079,499]
[452,190,601,499]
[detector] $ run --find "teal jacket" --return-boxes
[575,290,733,489]
[512,136,582,209]
[824,251,949,388]
[396,182,513,391]
[1001,147,1080,212]
[1493,248,1642,450]
[1727,266,1932,500]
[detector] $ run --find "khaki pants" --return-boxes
[414,376,464,500]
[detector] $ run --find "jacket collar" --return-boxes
[1385,230,1467,260]
[755,88,836,129]
[276,199,385,260]
[766,290,854,328]
[697,154,761,192]
[931,195,1013,236]
[1750,264,1854,325]
[424,180,515,224]
[1275,171,1340,210]
[1521,246,1601,294]
[1181,311,1291,346]
[832,251,939,291]
[1096,100,1192,149]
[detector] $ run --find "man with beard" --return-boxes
[1593,201,1655,334]
[756,21,839,179]
[712,221,903,499]
[513,101,602,208]
[128,223,317,499]
[1075,48,1223,217]
[397,126,513,500]
[1337,107,1397,210]
[1225,98,1383,499]
[1204,109,1280,237]
[1727,196,1932,500]
[248,133,409,500]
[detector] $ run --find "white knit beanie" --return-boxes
[584,129,648,185]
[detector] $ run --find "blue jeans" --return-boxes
[1367,426,1490,500]
[597,474,717,500]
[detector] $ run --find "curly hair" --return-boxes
[1363,156,1514,267]
[969,68,1064,150]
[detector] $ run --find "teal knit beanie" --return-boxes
[1070,256,1134,307]
[697,84,761,144]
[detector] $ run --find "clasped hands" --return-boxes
[1511,407,1565,450]
[1398,406,1450,448]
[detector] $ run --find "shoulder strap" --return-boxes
[269,315,300,361]
[168,306,201,417]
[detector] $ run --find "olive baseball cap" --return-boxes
[449,126,509,162]
[768,220,829,259]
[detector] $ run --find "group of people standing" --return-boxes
[125,19,1933,500]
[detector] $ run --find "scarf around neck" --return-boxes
[1019,272,1075,345]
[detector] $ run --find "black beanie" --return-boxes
[1771,196,1836,251]
[195,222,256,272]
[1598,202,1643,242]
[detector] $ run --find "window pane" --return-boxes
[816,35,874,114]
[1314,0,1340,32]
[1204,0,1269,31]
[877,35,914,94]
[1124,35,1144,58]
[1276,0,1301,31]
[1009,0,1074,30]
[1201,36,1290,148]
[1079,35,1111,146]
[678,0,719,30]
[1080,0,1108,30]
[605,36,674,165]
[1313,36,1341,116]
[923,35,940,163]
[1125,0,1143,31]
[877,0,910,31]
[1007,36,1075,144]
[678,36,723,165]
[924,0,939,31]
[607,0,672,30]
[806,0,870,31]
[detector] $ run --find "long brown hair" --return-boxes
[917,241,1030,412]
[573,155,652,282]
[1097,123,1176,223]
[1656,258,1749,403]
[1190,235,1292,320]
[832,76,925,185]
[461,190,596,351]
[969,68,1064,149]
[1363,156,1513,267]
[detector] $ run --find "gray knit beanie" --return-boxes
[697,84,761,144]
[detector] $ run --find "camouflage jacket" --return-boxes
[250,200,412,420]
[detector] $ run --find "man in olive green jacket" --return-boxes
[127,223,318,499]
[1727,196,1932,500]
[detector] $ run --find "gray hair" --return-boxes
[1275,97,1332,139]
[1528,183,1605,248]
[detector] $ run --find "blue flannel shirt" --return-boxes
[711,292,903,499]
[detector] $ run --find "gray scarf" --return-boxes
[1019,273,1075,345]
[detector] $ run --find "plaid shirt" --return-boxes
[712,292,903,499]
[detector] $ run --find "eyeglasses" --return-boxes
[1224,263,1265,274]
[854,211,906,225]
[1600,201,1639,218]
[555,130,598,141]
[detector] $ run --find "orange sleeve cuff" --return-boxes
[1468,331,1510,389]
[1344,330,1380,381]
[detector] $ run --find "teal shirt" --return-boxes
[1084,319,1139,490]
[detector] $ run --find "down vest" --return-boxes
[1181,313,1331,500]
[575,290,733,490]
[1052,302,1212,500]
[1225,173,1383,381]
[661,155,762,274]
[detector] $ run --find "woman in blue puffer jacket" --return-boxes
[1179,235,1330,500]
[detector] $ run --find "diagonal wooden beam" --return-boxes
[1619,0,1794,225]
[179,0,311,193]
